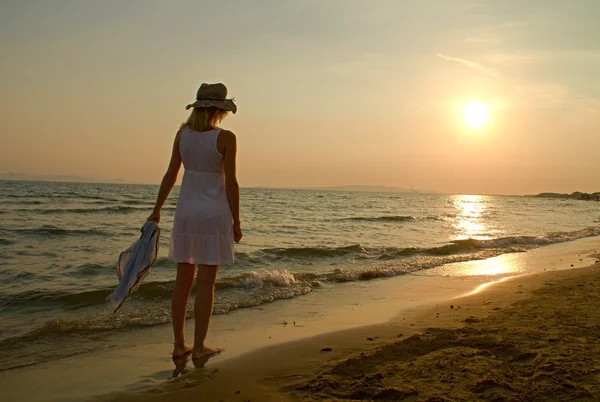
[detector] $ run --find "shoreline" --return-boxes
[124,265,600,402]
[109,240,599,402]
[1,237,599,402]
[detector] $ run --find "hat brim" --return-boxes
[185,99,237,114]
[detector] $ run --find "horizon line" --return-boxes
[3,177,598,198]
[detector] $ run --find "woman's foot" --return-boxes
[192,346,222,360]
[172,343,193,359]
[171,354,190,378]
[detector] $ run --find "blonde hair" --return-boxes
[181,107,230,132]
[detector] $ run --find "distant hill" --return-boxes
[530,191,600,201]
[0,172,126,184]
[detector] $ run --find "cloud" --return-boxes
[436,53,499,77]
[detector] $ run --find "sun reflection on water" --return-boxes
[464,258,516,276]
[452,195,490,240]
[422,253,525,278]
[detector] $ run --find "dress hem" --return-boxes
[169,232,234,266]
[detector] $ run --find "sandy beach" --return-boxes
[75,238,598,402]
[296,262,600,401]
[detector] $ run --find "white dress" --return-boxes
[169,127,234,265]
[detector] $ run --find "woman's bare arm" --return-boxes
[221,130,242,242]
[149,131,182,222]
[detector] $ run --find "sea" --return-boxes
[1,180,599,371]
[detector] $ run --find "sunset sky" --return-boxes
[1,0,598,195]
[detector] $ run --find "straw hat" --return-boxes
[185,83,237,113]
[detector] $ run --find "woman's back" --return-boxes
[179,127,224,174]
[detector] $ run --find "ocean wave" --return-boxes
[217,270,302,289]
[252,226,600,262]
[78,194,119,201]
[10,225,111,238]
[0,199,45,205]
[121,199,151,206]
[0,313,173,352]
[4,226,599,311]
[5,193,119,202]
[21,206,169,214]
[52,193,118,201]
[0,280,175,310]
[258,244,368,259]
[212,284,313,314]
[426,215,448,221]
[1,270,307,310]
[343,215,418,222]
[5,205,176,215]
[68,263,112,276]
[341,215,448,223]
[0,238,14,246]
[253,241,492,261]
[82,200,112,205]
[152,257,176,268]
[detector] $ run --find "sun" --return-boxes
[463,101,489,129]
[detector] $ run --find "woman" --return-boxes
[148,82,242,360]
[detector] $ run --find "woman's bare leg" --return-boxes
[172,263,196,358]
[193,264,220,358]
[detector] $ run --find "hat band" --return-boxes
[195,97,229,101]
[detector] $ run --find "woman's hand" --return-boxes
[233,222,243,243]
[147,210,161,224]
